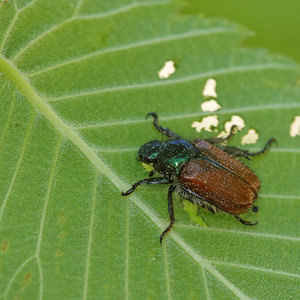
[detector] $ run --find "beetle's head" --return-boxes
[137,140,163,164]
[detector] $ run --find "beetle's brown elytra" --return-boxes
[122,112,275,243]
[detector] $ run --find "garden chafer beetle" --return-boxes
[122,113,275,243]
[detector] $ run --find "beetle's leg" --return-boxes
[235,215,258,226]
[205,125,238,145]
[146,112,181,139]
[122,177,171,196]
[219,137,276,159]
[160,184,177,244]
[217,145,254,160]
[244,137,276,157]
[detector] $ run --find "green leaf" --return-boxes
[182,200,208,227]
[0,1,300,299]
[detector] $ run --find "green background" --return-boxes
[183,0,300,64]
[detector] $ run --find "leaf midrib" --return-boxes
[0,55,113,179]
[0,54,251,300]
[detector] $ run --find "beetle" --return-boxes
[122,112,275,243]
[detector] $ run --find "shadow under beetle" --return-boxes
[122,112,275,243]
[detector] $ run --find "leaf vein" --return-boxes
[75,103,300,130]
[73,0,85,17]
[211,260,300,279]
[76,1,171,20]
[163,244,172,300]
[0,112,36,224]
[83,170,99,300]
[201,268,210,300]
[28,26,236,77]
[131,194,250,299]
[48,63,299,102]
[125,192,130,300]
[0,86,15,149]
[18,0,38,12]
[35,135,62,300]
[260,194,300,200]
[11,0,170,63]
[0,5,18,53]
[0,0,40,53]
[4,256,36,299]
[176,224,300,241]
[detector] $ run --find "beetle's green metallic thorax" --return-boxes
[152,139,201,176]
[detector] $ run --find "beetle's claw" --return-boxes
[122,189,132,196]
[235,215,258,226]
[149,169,155,177]
[146,112,158,120]
[159,221,175,244]
[160,230,167,245]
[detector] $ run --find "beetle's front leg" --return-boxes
[146,112,181,139]
[160,184,177,244]
[122,177,171,196]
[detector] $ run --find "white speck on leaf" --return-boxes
[201,99,221,112]
[192,115,219,132]
[203,78,217,98]
[241,129,259,145]
[289,116,300,137]
[217,115,245,138]
[158,60,176,79]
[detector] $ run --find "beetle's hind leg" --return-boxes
[146,112,181,139]
[235,215,258,226]
[122,177,171,196]
[160,184,177,244]
[219,137,276,159]
[245,137,276,157]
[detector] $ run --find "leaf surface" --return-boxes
[0,1,300,299]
